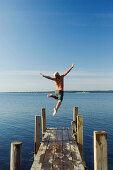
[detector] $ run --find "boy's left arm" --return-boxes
[62,64,74,76]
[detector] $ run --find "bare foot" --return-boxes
[47,94,53,98]
[53,108,56,116]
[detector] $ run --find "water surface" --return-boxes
[0,92,113,169]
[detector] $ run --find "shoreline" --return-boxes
[0,90,113,93]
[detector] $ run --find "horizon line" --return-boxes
[0,90,113,93]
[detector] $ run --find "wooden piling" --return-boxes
[72,107,78,135]
[41,108,46,136]
[73,106,78,123]
[10,141,22,170]
[34,115,41,154]
[77,115,83,160]
[94,131,108,170]
[71,121,76,135]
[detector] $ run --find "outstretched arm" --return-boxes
[40,73,55,81]
[62,64,74,76]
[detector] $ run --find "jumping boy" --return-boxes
[40,63,74,116]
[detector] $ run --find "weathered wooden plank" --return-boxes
[69,128,85,169]
[46,129,63,169]
[62,141,74,170]
[70,141,85,169]
[31,142,48,169]
[47,127,71,130]
[62,128,84,170]
[63,140,85,169]
[63,129,69,141]
[52,129,63,169]
[31,132,51,170]
[62,128,73,169]
[56,129,63,141]
[41,148,53,169]
[47,127,58,130]
[68,128,75,141]
[41,129,57,169]
[68,128,85,170]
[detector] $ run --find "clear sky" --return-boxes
[0,0,113,91]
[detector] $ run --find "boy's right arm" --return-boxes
[40,73,55,81]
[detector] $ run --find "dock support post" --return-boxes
[41,108,46,136]
[77,115,83,161]
[34,115,41,155]
[94,131,108,170]
[72,107,78,135]
[10,141,22,170]
[71,121,76,135]
[73,106,78,123]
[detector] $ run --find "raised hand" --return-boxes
[40,73,43,77]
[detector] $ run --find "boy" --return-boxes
[40,63,74,116]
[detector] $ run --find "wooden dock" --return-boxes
[31,127,85,170]
[9,106,108,170]
[30,107,86,170]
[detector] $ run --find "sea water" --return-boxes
[0,92,113,170]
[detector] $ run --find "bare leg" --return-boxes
[53,100,61,116]
[48,94,58,100]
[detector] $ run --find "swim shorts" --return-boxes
[55,90,64,102]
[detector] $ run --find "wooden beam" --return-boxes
[72,107,78,135]
[77,115,83,161]
[34,115,41,154]
[73,106,78,122]
[41,108,46,136]
[10,141,22,170]
[94,131,108,170]
[71,121,76,135]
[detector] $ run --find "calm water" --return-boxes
[0,92,113,170]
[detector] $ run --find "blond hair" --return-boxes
[53,72,60,79]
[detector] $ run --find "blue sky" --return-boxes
[0,0,113,91]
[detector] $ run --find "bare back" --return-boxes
[55,75,64,91]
